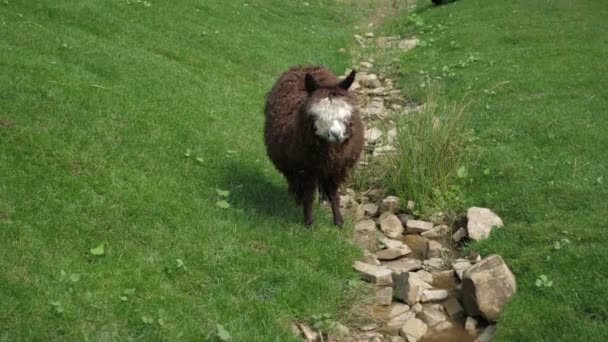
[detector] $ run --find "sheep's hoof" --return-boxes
[304,219,314,228]
[334,218,344,228]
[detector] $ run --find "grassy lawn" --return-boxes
[383,0,608,340]
[0,1,374,340]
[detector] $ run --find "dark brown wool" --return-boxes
[263,66,364,227]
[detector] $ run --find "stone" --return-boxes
[406,220,433,234]
[376,286,394,305]
[452,259,473,280]
[380,196,400,213]
[397,214,414,227]
[355,219,376,233]
[398,38,419,51]
[387,128,397,143]
[423,258,444,270]
[376,246,412,260]
[363,249,381,266]
[465,317,478,335]
[393,272,432,305]
[353,261,393,286]
[452,227,468,242]
[383,258,423,274]
[379,213,404,238]
[475,325,497,342]
[411,303,423,314]
[405,200,416,213]
[422,239,444,259]
[421,224,450,239]
[419,304,447,327]
[359,74,382,89]
[443,297,464,318]
[429,212,447,225]
[360,61,373,69]
[390,302,411,316]
[461,255,517,322]
[365,98,385,117]
[365,32,374,38]
[362,203,379,217]
[391,337,406,342]
[295,322,319,342]
[420,289,448,302]
[380,237,404,249]
[339,194,354,208]
[434,321,453,332]
[330,322,350,337]
[354,34,366,46]
[361,324,378,332]
[469,252,482,264]
[365,127,383,144]
[399,317,428,342]
[466,207,503,241]
[387,311,415,332]
[368,87,386,95]
[431,270,455,278]
[415,270,433,284]
[373,145,396,157]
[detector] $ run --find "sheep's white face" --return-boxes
[307,97,352,143]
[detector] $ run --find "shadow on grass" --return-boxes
[218,160,302,225]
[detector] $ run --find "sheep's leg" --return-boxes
[321,178,343,227]
[301,180,317,227]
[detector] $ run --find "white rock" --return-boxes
[452,227,468,242]
[387,128,397,143]
[362,203,379,217]
[365,32,374,38]
[406,220,433,234]
[461,255,517,322]
[376,246,412,260]
[465,317,479,335]
[475,325,497,342]
[383,258,423,274]
[399,317,428,342]
[420,289,448,302]
[393,272,432,305]
[443,297,464,318]
[375,286,393,306]
[467,207,503,241]
[365,127,383,144]
[398,38,419,51]
[415,270,433,284]
[355,219,376,233]
[418,304,447,327]
[379,213,404,238]
[353,261,393,286]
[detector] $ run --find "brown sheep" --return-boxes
[264,66,364,227]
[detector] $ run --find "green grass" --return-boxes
[382,0,608,340]
[0,1,375,340]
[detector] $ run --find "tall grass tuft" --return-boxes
[386,85,472,215]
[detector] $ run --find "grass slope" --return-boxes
[384,0,608,340]
[0,1,370,340]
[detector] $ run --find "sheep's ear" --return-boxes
[337,70,356,90]
[305,73,320,94]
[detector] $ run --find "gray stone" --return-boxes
[406,220,433,234]
[330,322,350,337]
[452,259,473,280]
[373,145,396,157]
[354,35,366,47]
[465,317,478,335]
[375,286,394,306]
[475,325,497,342]
[433,321,453,332]
[422,239,444,259]
[383,258,423,274]
[415,270,433,284]
[399,317,428,342]
[452,227,468,242]
[358,73,382,89]
[380,196,400,213]
[363,250,381,266]
[423,258,444,270]
[353,261,393,286]
[360,61,373,69]
[390,302,411,317]
[467,207,503,241]
[421,224,450,239]
[362,203,379,217]
[355,219,376,233]
[379,213,404,238]
[411,303,423,314]
[443,297,464,318]
[365,127,383,144]
[376,246,412,260]
[462,255,517,322]
[387,310,415,331]
[420,289,448,302]
[393,272,432,305]
[295,322,319,342]
[380,237,404,249]
[419,304,447,327]
[398,38,419,52]
[365,98,385,117]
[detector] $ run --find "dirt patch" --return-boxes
[0,212,9,221]
[0,119,15,128]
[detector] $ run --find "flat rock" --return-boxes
[387,310,415,332]
[363,249,381,266]
[380,237,404,249]
[475,325,497,342]
[353,261,393,286]
[422,239,444,259]
[423,258,444,270]
[355,219,376,233]
[362,203,379,217]
[379,213,404,238]
[399,317,428,342]
[452,227,468,242]
[433,321,453,332]
[398,38,419,52]
[421,224,449,239]
[380,196,400,213]
[462,255,517,322]
[393,272,432,305]
[376,245,412,260]
[467,207,503,241]
[376,286,394,306]
[452,259,473,280]
[390,302,411,317]
[419,304,447,327]
[406,220,433,234]
[383,258,423,274]
[415,270,433,284]
[365,127,383,144]
[443,297,464,318]
[420,289,448,302]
